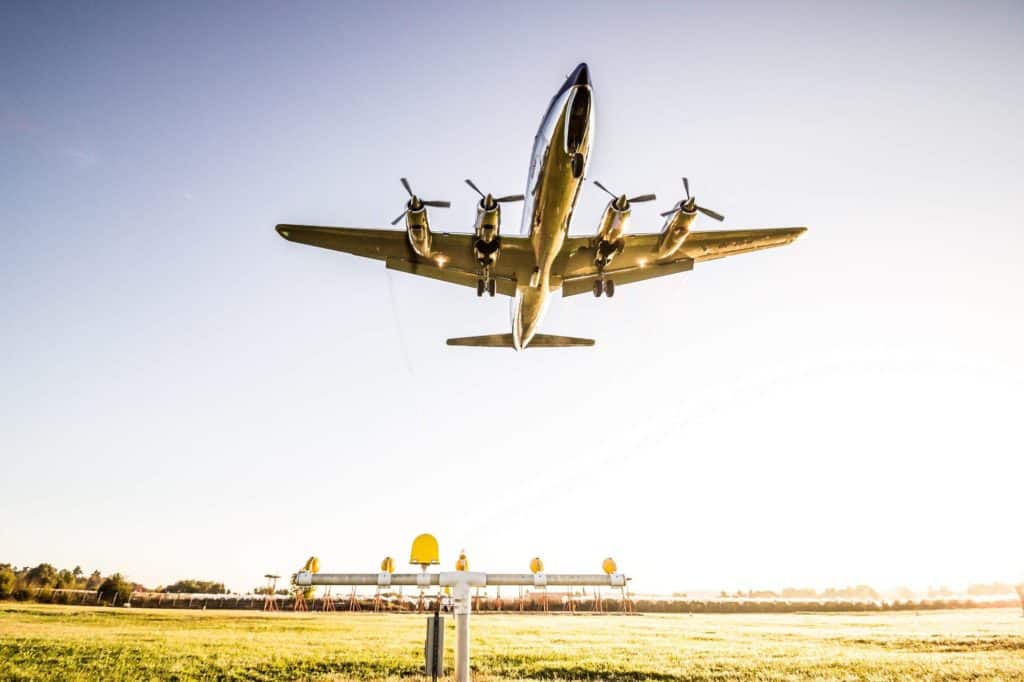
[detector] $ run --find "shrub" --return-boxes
[97,574,133,605]
[0,566,15,599]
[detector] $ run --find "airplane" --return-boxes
[276,63,806,350]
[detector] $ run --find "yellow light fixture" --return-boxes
[410,533,440,567]
[529,557,544,574]
[602,557,617,575]
[455,550,469,572]
[303,556,320,573]
[380,556,395,573]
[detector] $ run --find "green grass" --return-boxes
[1,603,1022,680]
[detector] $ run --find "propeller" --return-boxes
[593,180,656,210]
[464,179,524,209]
[660,177,724,221]
[390,177,451,225]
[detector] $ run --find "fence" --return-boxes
[5,589,1020,614]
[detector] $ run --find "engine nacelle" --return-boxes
[473,201,502,268]
[656,207,697,260]
[406,206,432,258]
[596,201,630,243]
[594,200,631,267]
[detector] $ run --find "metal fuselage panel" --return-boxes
[511,70,594,350]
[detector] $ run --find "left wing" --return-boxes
[276,224,536,297]
[556,227,806,297]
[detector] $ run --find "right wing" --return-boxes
[557,227,806,297]
[679,227,808,262]
[275,224,537,297]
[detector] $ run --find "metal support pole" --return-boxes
[452,578,473,682]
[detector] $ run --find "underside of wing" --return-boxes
[277,224,408,260]
[557,233,691,297]
[556,227,806,297]
[276,224,536,296]
[680,227,807,262]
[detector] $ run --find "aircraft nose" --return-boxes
[569,62,590,87]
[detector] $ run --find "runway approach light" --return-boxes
[602,557,617,575]
[293,535,630,682]
[380,556,395,573]
[410,533,440,568]
[303,556,320,573]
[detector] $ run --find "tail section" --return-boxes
[446,333,595,349]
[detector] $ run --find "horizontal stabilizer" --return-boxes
[446,333,595,348]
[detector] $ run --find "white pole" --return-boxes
[452,579,472,682]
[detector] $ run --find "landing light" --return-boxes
[638,259,647,268]
[435,255,448,268]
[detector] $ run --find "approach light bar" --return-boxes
[293,571,627,588]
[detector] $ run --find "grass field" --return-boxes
[1,604,1023,681]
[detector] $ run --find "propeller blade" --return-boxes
[660,209,676,217]
[390,210,408,226]
[400,177,413,197]
[464,179,484,199]
[628,193,657,203]
[495,194,525,203]
[421,200,451,208]
[593,180,617,199]
[697,205,725,221]
[682,177,691,201]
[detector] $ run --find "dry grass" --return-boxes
[2,603,1023,680]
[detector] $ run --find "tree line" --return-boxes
[0,562,226,605]
[716,583,1021,600]
[3,560,1020,614]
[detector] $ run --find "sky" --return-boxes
[2,1,1023,596]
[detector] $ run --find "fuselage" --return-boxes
[510,63,594,350]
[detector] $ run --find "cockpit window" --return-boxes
[565,88,590,153]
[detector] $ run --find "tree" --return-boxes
[86,570,103,590]
[56,569,77,589]
[0,565,15,598]
[891,585,915,600]
[967,582,1014,596]
[24,563,58,587]
[163,579,227,594]
[97,574,133,605]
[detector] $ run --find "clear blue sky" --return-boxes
[2,1,1022,594]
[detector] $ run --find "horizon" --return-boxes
[5,556,1021,599]
[3,1,1023,597]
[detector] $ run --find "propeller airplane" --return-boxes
[276,63,806,350]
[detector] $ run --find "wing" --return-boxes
[557,227,806,297]
[679,227,808,262]
[276,224,536,297]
